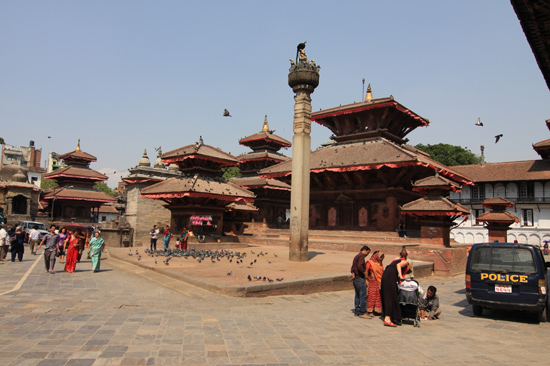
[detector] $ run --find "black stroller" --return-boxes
[398,279,421,327]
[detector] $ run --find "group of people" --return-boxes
[150,224,190,251]
[351,246,441,327]
[0,223,106,274]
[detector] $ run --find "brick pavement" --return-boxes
[0,246,548,365]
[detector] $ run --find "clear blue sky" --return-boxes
[1,1,549,187]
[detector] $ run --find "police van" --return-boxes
[465,242,549,322]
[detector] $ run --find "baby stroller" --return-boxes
[398,279,421,327]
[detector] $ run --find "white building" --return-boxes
[450,131,550,245]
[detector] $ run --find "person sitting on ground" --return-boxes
[419,285,441,320]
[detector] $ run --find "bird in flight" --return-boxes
[475,118,483,127]
[495,134,503,143]
[223,109,232,117]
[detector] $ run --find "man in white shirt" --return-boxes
[0,225,8,261]
[29,228,41,255]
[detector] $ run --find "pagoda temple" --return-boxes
[140,137,255,239]
[42,141,117,223]
[122,149,180,245]
[231,115,291,225]
[260,88,473,232]
[400,174,470,246]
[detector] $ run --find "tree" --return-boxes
[41,178,58,190]
[94,181,116,197]
[414,143,482,166]
[221,166,241,180]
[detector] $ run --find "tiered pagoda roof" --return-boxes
[141,173,254,203]
[161,137,238,175]
[312,96,429,142]
[401,175,469,218]
[42,141,116,205]
[260,136,472,185]
[140,137,255,207]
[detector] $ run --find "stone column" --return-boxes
[287,44,320,262]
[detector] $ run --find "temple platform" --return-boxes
[239,223,468,277]
[109,242,435,298]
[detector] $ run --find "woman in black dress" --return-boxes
[380,249,409,327]
[10,227,26,262]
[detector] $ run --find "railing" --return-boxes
[452,197,550,204]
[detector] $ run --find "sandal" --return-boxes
[383,320,397,327]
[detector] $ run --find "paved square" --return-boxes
[0,249,547,365]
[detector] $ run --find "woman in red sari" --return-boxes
[366,251,384,316]
[64,230,82,273]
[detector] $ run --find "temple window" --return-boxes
[471,184,485,202]
[519,182,534,200]
[12,195,28,215]
[522,209,534,226]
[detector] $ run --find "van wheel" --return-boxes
[538,306,547,322]
[472,305,483,316]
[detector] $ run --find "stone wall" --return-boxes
[125,184,171,247]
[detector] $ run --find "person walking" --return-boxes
[10,227,25,262]
[37,225,60,274]
[150,225,159,251]
[57,227,68,263]
[162,225,171,250]
[88,230,105,273]
[179,227,189,250]
[28,228,40,255]
[350,245,371,319]
[0,224,8,261]
[64,230,82,273]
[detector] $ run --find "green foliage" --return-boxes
[221,166,241,180]
[41,178,58,190]
[414,143,482,166]
[94,181,117,197]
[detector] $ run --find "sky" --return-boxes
[1,1,549,188]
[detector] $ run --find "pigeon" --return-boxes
[154,259,157,264]
[495,134,503,143]
[475,118,483,127]
[276,278,284,281]
[274,253,278,257]
[267,260,271,264]
[254,259,257,263]
[248,275,252,281]
[127,253,133,256]
[250,262,254,266]
[227,271,232,276]
[223,109,232,117]
[267,278,274,282]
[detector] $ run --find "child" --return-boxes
[419,285,441,320]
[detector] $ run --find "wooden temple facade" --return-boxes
[42,142,117,224]
[140,137,255,239]
[231,115,291,226]
[260,91,473,233]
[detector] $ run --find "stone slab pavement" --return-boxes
[0,245,548,366]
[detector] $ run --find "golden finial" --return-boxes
[261,114,270,132]
[76,139,81,151]
[365,84,373,101]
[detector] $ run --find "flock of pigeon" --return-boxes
[127,247,283,282]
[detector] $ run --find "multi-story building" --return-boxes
[450,124,550,245]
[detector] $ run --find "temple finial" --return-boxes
[261,114,270,132]
[365,84,373,101]
[76,139,81,151]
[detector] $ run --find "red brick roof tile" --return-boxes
[452,160,550,182]
[259,137,473,185]
[43,187,117,203]
[44,166,108,181]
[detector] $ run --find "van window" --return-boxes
[471,247,536,273]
